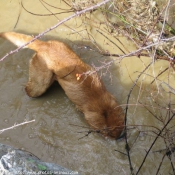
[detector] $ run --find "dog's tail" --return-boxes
[0,32,43,51]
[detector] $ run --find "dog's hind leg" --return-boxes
[25,54,54,97]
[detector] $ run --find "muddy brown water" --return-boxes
[0,1,175,175]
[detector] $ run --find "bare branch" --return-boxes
[136,113,175,174]
[0,119,35,134]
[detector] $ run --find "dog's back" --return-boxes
[0,32,125,139]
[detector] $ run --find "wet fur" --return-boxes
[0,32,125,139]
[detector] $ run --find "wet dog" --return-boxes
[0,32,125,139]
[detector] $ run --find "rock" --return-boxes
[0,143,79,175]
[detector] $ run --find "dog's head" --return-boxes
[84,101,125,139]
[101,107,125,139]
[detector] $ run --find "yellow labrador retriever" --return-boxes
[0,32,125,139]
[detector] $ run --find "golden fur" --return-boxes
[0,32,125,139]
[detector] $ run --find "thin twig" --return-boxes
[14,0,22,29]
[0,119,35,134]
[124,62,153,174]
[156,153,166,175]
[21,0,74,16]
[96,29,126,54]
[150,67,169,84]
[136,113,175,174]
